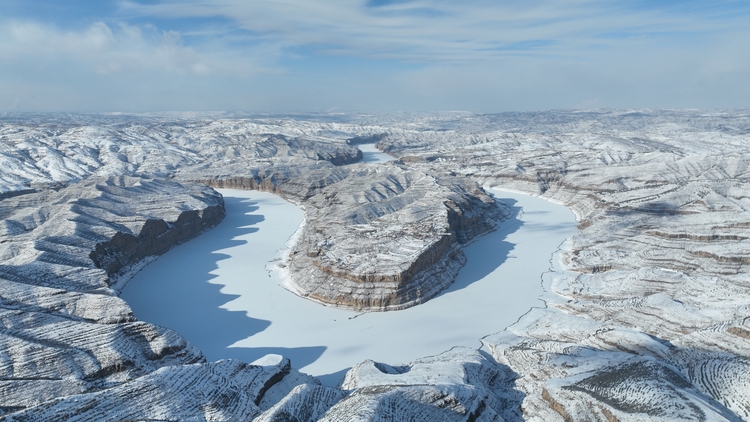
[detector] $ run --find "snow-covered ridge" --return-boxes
[1,110,749,420]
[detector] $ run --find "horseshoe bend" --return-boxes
[1,110,750,421]
[196,163,512,311]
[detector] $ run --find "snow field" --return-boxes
[121,188,576,385]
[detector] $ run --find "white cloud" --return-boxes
[0,20,217,75]
[120,0,749,62]
[0,1,748,112]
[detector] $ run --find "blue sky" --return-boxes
[1,0,748,112]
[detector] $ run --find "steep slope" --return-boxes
[284,165,509,310]
[1,110,749,420]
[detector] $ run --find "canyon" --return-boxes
[120,188,576,385]
[1,110,749,420]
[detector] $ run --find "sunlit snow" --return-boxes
[121,188,576,385]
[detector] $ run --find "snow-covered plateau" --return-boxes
[1,110,749,421]
[119,188,576,386]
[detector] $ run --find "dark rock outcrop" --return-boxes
[90,205,224,275]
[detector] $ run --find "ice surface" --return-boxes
[5,110,750,419]
[121,188,576,385]
[359,144,394,164]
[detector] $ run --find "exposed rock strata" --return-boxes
[0,176,225,291]
[2,111,750,420]
[0,177,231,415]
[89,193,225,276]
[285,165,509,310]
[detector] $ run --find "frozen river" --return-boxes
[357,143,394,163]
[121,148,577,385]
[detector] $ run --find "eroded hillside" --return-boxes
[1,110,749,421]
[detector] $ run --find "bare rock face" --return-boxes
[0,176,224,291]
[285,164,510,311]
[195,160,354,201]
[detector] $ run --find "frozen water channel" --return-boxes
[121,147,576,384]
[357,143,394,163]
[121,182,577,385]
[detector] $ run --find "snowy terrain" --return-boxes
[121,188,576,385]
[1,110,750,420]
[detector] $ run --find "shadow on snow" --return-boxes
[439,197,522,296]
[121,195,326,369]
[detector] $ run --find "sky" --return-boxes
[0,0,748,113]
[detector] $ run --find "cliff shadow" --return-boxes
[440,197,523,295]
[121,195,325,368]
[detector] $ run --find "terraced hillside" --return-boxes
[0,110,749,421]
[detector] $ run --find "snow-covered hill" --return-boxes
[1,110,749,421]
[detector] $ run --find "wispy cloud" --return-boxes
[0,0,748,112]
[120,0,750,62]
[0,20,268,75]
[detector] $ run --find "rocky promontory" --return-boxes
[2,111,750,420]
[200,162,510,311]
[284,164,510,310]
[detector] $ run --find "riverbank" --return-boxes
[121,188,576,385]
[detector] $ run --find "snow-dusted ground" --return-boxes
[121,188,576,385]
[5,111,750,420]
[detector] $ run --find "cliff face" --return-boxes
[303,235,466,310]
[0,177,228,413]
[90,204,225,276]
[284,165,511,311]
[2,111,750,421]
[193,160,354,200]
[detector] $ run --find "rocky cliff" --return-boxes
[1,111,750,421]
[284,165,509,310]
[0,177,224,413]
